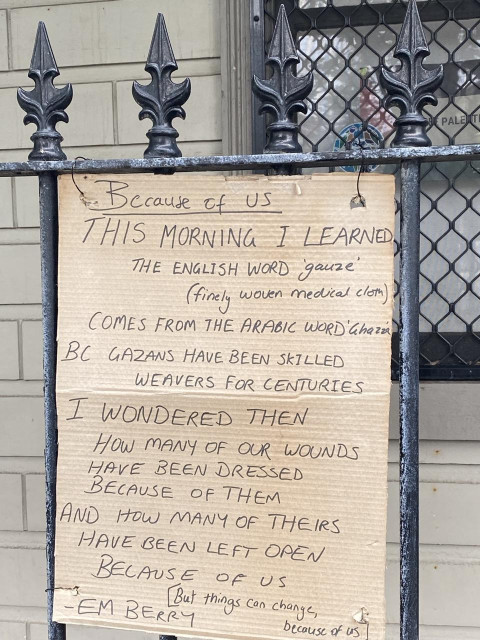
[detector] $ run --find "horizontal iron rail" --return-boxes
[1,144,480,176]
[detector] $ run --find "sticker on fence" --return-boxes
[53,173,395,640]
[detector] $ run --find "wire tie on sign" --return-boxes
[46,586,79,595]
[351,144,367,209]
[71,156,98,208]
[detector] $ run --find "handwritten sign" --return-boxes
[53,173,395,639]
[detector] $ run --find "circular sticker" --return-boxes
[334,123,384,172]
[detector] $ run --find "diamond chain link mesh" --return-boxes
[262,0,480,379]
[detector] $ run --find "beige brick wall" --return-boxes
[0,1,479,640]
[0,1,222,638]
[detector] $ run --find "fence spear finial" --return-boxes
[132,13,191,159]
[17,22,73,161]
[381,0,443,147]
[252,3,313,154]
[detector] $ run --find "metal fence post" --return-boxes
[17,21,72,640]
[398,159,421,640]
[381,1,443,639]
[134,15,183,640]
[39,171,65,640]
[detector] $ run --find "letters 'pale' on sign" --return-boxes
[53,173,395,640]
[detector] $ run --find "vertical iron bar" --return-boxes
[399,160,420,640]
[39,171,66,640]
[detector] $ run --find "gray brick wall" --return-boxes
[0,1,479,639]
[0,2,221,638]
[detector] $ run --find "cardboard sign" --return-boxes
[53,173,395,640]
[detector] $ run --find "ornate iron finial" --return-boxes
[381,0,443,147]
[252,3,313,154]
[132,13,191,158]
[17,22,72,161]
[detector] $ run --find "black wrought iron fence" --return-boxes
[253,0,480,380]
[4,2,480,640]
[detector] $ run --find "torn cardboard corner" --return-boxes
[53,173,395,640]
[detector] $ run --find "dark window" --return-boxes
[253,0,480,380]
